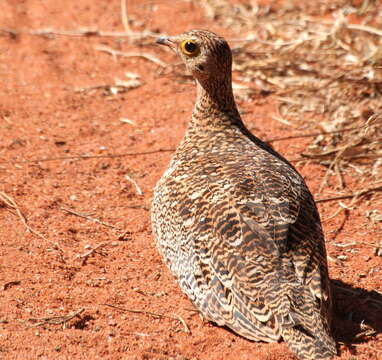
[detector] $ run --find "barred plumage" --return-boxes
[151,30,336,360]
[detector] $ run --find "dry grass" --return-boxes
[202,0,382,206]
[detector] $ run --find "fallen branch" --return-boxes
[103,303,190,333]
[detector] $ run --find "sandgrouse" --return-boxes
[151,30,336,360]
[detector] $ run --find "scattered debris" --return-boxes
[366,209,382,223]
[354,320,377,339]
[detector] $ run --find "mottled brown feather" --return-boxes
[152,30,336,360]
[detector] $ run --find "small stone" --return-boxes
[108,318,117,326]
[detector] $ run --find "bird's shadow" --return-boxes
[331,279,382,355]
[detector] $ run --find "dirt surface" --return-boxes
[0,1,381,359]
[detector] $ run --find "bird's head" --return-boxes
[156,30,232,84]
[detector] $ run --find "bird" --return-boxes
[151,30,336,360]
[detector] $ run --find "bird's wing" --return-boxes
[188,160,331,342]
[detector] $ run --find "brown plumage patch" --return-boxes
[152,30,336,360]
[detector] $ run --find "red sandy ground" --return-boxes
[0,1,381,359]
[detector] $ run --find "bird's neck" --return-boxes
[188,77,243,132]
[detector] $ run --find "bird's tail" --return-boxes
[278,290,336,360]
[281,323,336,360]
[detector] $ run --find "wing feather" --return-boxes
[189,159,332,348]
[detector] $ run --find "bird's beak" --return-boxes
[156,36,175,49]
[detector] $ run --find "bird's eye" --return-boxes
[180,40,200,56]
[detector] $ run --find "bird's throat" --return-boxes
[190,78,241,130]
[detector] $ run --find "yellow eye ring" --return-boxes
[180,39,200,57]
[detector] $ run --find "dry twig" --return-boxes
[74,79,141,94]
[347,23,382,38]
[77,242,108,261]
[26,27,157,39]
[95,45,167,67]
[266,125,367,143]
[103,303,190,333]
[125,174,143,195]
[21,308,85,328]
[3,280,21,291]
[3,148,175,164]
[61,207,120,230]
[316,184,382,203]
[120,0,131,35]
[0,191,48,241]
[0,28,18,38]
